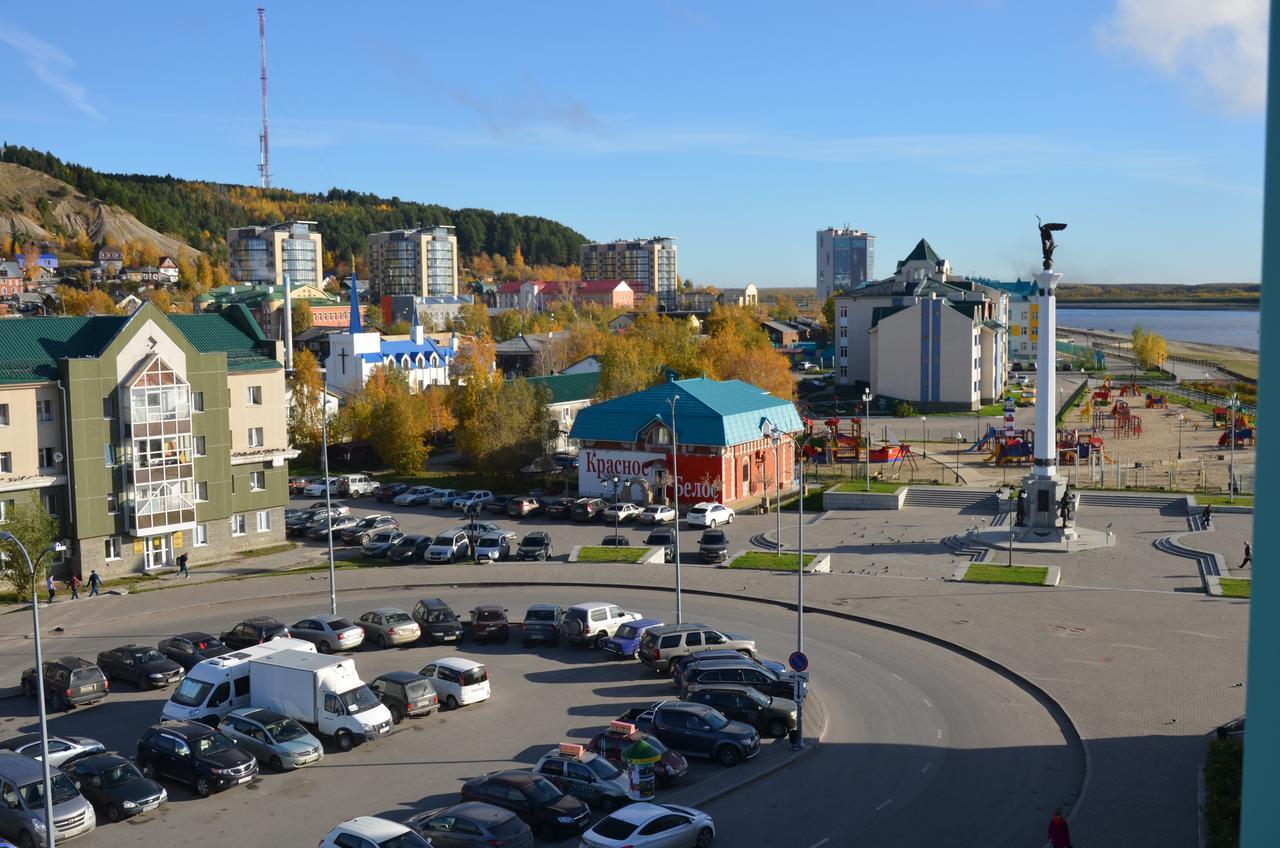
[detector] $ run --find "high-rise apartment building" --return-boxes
[227,221,324,288]
[816,228,875,303]
[579,237,678,307]
[367,226,459,299]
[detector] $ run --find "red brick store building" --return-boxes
[568,377,803,507]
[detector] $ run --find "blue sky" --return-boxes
[0,1,1266,286]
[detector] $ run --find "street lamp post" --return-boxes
[321,368,337,615]
[1178,413,1185,461]
[920,416,927,460]
[765,427,782,559]
[761,421,805,748]
[955,432,963,484]
[862,388,873,492]
[1228,392,1238,503]
[610,475,620,539]
[667,394,682,624]
[0,534,65,848]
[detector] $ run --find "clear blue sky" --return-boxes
[0,1,1265,286]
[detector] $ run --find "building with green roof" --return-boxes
[0,302,295,579]
[523,371,600,452]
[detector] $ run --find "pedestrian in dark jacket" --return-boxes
[177,553,189,578]
[68,574,80,600]
[88,570,101,596]
[1048,808,1072,848]
[1202,504,1213,527]
[1241,542,1252,569]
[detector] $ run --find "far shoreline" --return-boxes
[1058,302,1258,311]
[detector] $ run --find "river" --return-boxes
[1058,307,1259,351]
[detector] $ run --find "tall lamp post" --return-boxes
[320,368,337,615]
[761,421,806,748]
[955,432,963,484]
[610,475,620,539]
[1178,413,1185,461]
[862,388,873,492]
[1228,392,1238,503]
[920,416,927,460]
[666,394,682,624]
[0,534,66,848]
[765,423,782,559]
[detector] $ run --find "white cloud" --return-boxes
[1098,0,1268,114]
[0,26,102,119]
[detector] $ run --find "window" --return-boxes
[248,427,264,448]
[196,482,208,502]
[840,326,847,337]
[0,404,7,426]
[106,492,118,514]
[839,346,848,359]
[250,471,265,491]
[102,396,115,419]
[839,366,848,378]
[104,444,115,467]
[246,386,262,406]
[38,447,56,469]
[256,510,271,532]
[839,305,848,318]
[104,537,121,561]
[0,453,10,473]
[194,435,206,457]
[0,500,12,521]
[232,514,246,536]
[195,523,208,546]
[43,493,58,518]
[192,391,204,412]
[35,399,52,423]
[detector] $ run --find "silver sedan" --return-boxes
[289,613,366,652]
[218,707,323,771]
[581,802,715,847]
[358,607,421,647]
[0,734,105,768]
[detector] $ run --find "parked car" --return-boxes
[158,632,230,670]
[95,644,183,689]
[288,476,310,496]
[305,514,359,541]
[698,529,729,564]
[639,625,758,675]
[358,607,421,647]
[602,502,642,523]
[678,658,796,700]
[306,501,351,515]
[572,498,608,522]
[21,657,108,711]
[303,477,341,498]
[601,618,663,660]
[599,535,633,547]
[387,534,432,563]
[532,745,631,811]
[637,505,676,524]
[428,488,461,508]
[412,598,466,643]
[469,606,510,643]
[1216,715,1246,741]
[136,720,258,797]
[285,508,324,536]
[320,817,432,848]
[374,482,410,503]
[586,725,688,786]
[220,617,290,650]
[339,514,398,545]
[64,752,166,823]
[457,521,503,546]
[458,771,589,842]
[684,684,797,738]
[685,502,735,528]
[515,531,554,561]
[506,496,542,517]
[0,751,96,843]
[671,650,787,691]
[644,527,676,562]
[408,801,534,848]
[474,531,516,563]
[580,801,715,848]
[486,494,515,515]
[521,605,563,647]
[362,530,405,558]
[394,485,438,506]
[218,707,324,771]
[453,490,494,512]
[288,614,365,653]
[540,497,572,519]
[305,474,377,498]
[0,734,103,768]
[419,657,490,710]
[617,701,760,767]
[369,671,439,724]
[562,603,643,648]
[426,530,472,563]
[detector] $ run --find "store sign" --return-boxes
[578,449,667,495]
[667,453,726,503]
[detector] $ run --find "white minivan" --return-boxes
[162,638,316,725]
[418,657,490,710]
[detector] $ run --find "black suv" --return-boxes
[679,658,796,699]
[220,617,290,650]
[370,671,439,724]
[66,753,167,822]
[339,514,398,545]
[684,684,797,738]
[515,531,553,561]
[540,498,572,519]
[571,498,607,522]
[136,720,258,797]
[96,644,183,689]
[698,529,729,564]
[374,482,409,503]
[157,632,231,670]
[645,526,676,562]
[459,770,590,841]
[20,656,108,711]
[411,598,465,644]
[285,509,324,536]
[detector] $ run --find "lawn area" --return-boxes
[238,543,296,559]
[576,546,650,563]
[780,490,825,512]
[1203,739,1243,848]
[1219,578,1251,599]
[729,551,817,571]
[832,480,907,494]
[962,564,1048,586]
[1194,493,1254,507]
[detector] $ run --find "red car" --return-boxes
[288,477,309,495]
[470,605,511,643]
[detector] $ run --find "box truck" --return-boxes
[248,650,393,751]
[162,638,316,725]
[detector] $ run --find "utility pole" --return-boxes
[257,7,272,189]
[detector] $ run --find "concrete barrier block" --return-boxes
[821,487,907,511]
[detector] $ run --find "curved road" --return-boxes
[0,583,1082,847]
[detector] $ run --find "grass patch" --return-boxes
[575,546,650,563]
[832,480,907,494]
[930,402,1006,417]
[729,551,817,571]
[237,543,296,559]
[962,564,1048,586]
[1194,493,1254,507]
[1219,578,1251,599]
[780,490,826,512]
[1203,739,1243,848]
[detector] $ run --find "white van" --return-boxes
[418,657,490,710]
[162,638,316,725]
[303,475,377,498]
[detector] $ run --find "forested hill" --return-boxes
[0,145,588,268]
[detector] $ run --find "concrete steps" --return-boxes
[904,487,997,511]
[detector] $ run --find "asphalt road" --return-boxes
[0,585,1082,848]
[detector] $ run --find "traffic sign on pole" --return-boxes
[788,651,809,673]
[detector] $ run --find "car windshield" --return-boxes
[264,717,310,743]
[522,777,562,803]
[426,609,456,623]
[170,677,214,707]
[19,773,79,807]
[478,535,502,547]
[370,532,396,543]
[196,637,224,652]
[193,733,235,755]
[393,537,419,548]
[326,619,354,630]
[591,817,639,839]
[520,535,545,547]
[689,506,707,515]
[460,666,488,686]
[99,761,143,788]
[586,756,622,780]
[703,532,726,544]
[135,650,167,664]
[385,612,412,624]
[490,816,527,838]
[615,624,638,639]
[743,688,771,706]
[476,609,503,622]
[646,532,671,543]
[703,710,729,730]
[405,681,436,699]
[339,685,382,714]
[378,832,432,848]
[526,608,555,621]
[432,535,455,546]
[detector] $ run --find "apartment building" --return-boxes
[973,278,1039,367]
[367,227,459,299]
[0,302,293,579]
[579,237,678,307]
[816,227,875,303]
[227,221,324,288]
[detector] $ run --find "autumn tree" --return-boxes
[195,255,214,290]
[337,367,447,476]
[457,301,490,338]
[287,348,325,457]
[56,285,118,316]
[0,494,59,599]
[701,306,795,399]
[1131,324,1168,369]
[490,309,525,342]
[176,252,196,288]
[292,300,314,336]
[21,243,40,281]
[534,320,605,375]
[71,230,94,260]
[144,288,171,313]
[821,295,836,329]
[769,294,799,321]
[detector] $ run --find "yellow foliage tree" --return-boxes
[56,286,119,316]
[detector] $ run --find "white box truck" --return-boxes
[161,638,316,726]
[248,650,393,751]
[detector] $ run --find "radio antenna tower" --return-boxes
[257,6,271,188]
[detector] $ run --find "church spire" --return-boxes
[347,266,361,334]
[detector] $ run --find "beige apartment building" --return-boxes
[367,227,459,299]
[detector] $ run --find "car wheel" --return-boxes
[270,755,285,771]
[390,705,404,725]
[16,830,34,848]
[335,730,354,752]
[715,745,742,767]
[318,641,331,654]
[594,632,607,649]
[767,718,789,739]
[194,775,212,797]
[105,803,123,823]
[446,695,459,710]
[374,632,386,648]
[20,679,33,699]
[727,513,734,524]
[537,550,546,561]
[696,826,715,847]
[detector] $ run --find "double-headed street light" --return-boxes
[1178,413,1185,461]
[0,533,66,847]
[1228,392,1239,503]
[862,388,873,492]
[761,420,806,749]
[289,364,337,615]
[666,394,682,624]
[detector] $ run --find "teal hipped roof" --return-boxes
[903,239,942,264]
[523,371,600,405]
[569,377,803,447]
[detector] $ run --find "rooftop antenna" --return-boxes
[257,6,271,189]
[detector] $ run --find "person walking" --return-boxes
[1241,541,1252,569]
[1047,808,1073,848]
[1202,503,1213,528]
[177,553,189,579]
[45,574,55,604]
[68,573,80,600]
[88,569,101,597]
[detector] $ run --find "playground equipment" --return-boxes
[1145,393,1167,409]
[1118,378,1142,397]
[1218,416,1255,448]
[1078,397,1093,422]
[1056,428,1105,465]
[967,426,1001,453]
[884,443,919,478]
[822,417,863,464]
[985,429,1034,465]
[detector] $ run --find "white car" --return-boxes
[418,657,490,710]
[0,734,105,767]
[685,502,735,528]
[581,802,715,848]
[394,486,437,506]
[428,488,460,508]
[303,477,340,498]
[638,505,676,524]
[320,816,431,848]
[453,489,494,512]
[603,502,642,523]
[474,531,517,563]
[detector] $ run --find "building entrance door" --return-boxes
[144,535,170,570]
